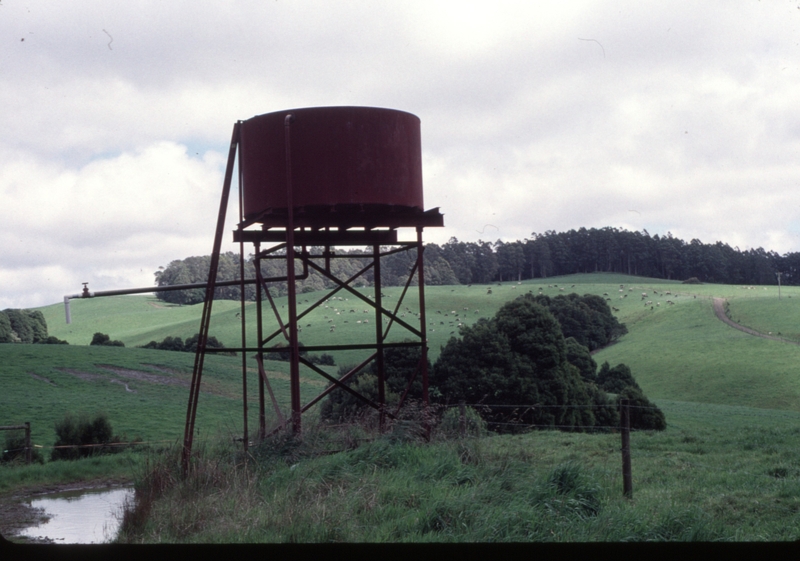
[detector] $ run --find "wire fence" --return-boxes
[2,437,177,458]
[439,401,661,433]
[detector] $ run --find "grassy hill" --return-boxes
[36,272,800,412]
[6,273,800,542]
[0,344,327,454]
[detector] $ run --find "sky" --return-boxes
[2,0,800,310]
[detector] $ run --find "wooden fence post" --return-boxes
[620,399,632,499]
[459,401,466,437]
[25,422,31,465]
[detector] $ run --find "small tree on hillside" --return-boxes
[432,297,606,432]
[596,362,666,431]
[90,332,125,347]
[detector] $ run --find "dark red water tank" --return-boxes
[240,106,424,222]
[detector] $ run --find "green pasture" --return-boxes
[0,344,327,455]
[38,272,800,411]
[726,296,800,342]
[8,272,800,541]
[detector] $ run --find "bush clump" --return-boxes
[320,345,428,425]
[51,412,124,461]
[596,361,666,431]
[90,332,125,347]
[1,430,44,465]
[141,334,233,355]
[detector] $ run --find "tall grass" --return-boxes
[116,400,800,543]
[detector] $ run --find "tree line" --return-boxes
[0,309,67,344]
[154,227,797,304]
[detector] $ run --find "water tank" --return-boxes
[240,106,424,223]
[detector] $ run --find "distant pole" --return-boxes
[776,272,782,300]
[620,399,632,499]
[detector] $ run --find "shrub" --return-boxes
[1,430,44,465]
[432,298,595,432]
[141,334,230,355]
[265,342,308,361]
[51,412,122,461]
[320,345,429,424]
[90,332,125,347]
[309,353,335,366]
[618,386,667,431]
[437,405,487,438]
[596,362,640,394]
[564,337,597,382]
[40,335,69,345]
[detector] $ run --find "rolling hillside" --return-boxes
[34,272,800,413]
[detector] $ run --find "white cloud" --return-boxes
[3,1,800,308]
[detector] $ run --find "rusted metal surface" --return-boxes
[240,106,424,223]
[182,122,242,478]
[179,107,442,470]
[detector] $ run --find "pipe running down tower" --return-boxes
[182,107,443,474]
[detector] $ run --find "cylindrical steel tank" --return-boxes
[240,106,423,221]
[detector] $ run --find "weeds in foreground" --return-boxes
[117,410,800,543]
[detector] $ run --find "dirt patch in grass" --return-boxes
[142,364,187,377]
[110,379,137,393]
[96,365,189,388]
[29,372,56,385]
[54,368,106,382]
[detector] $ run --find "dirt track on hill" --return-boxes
[712,297,799,345]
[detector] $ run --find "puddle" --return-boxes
[16,486,133,544]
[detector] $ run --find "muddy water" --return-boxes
[16,486,133,544]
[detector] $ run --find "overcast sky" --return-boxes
[2,0,800,309]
